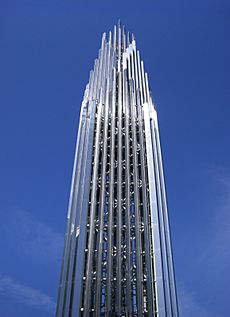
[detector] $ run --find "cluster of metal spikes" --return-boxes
[56,22,179,317]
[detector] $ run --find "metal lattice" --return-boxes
[56,23,179,317]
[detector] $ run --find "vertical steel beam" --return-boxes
[143,103,166,317]
[151,118,172,316]
[153,117,179,317]
[123,64,132,315]
[56,104,87,317]
[95,39,111,317]
[136,71,154,315]
[106,66,116,314]
[116,70,122,316]
[83,99,103,316]
[70,99,97,317]
[129,49,143,316]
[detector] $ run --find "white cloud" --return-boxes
[0,208,63,314]
[196,173,230,272]
[177,172,230,316]
[178,285,215,317]
[0,207,63,263]
[0,275,55,312]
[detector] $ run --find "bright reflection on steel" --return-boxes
[56,22,179,317]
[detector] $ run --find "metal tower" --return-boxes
[56,23,179,317]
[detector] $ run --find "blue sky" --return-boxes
[0,0,229,316]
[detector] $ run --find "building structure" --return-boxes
[56,23,179,317]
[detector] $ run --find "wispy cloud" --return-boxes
[196,173,230,271]
[178,285,215,317]
[0,208,62,314]
[177,172,230,316]
[0,275,55,313]
[0,207,63,263]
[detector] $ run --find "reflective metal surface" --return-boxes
[56,22,179,317]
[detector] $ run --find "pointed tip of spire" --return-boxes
[113,24,117,33]
[127,31,131,46]
[113,24,117,49]
[117,19,125,32]
[101,32,106,49]
[108,31,112,44]
[101,32,106,42]
[112,21,138,50]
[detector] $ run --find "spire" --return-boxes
[56,23,179,317]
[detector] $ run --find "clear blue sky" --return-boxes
[0,1,229,316]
